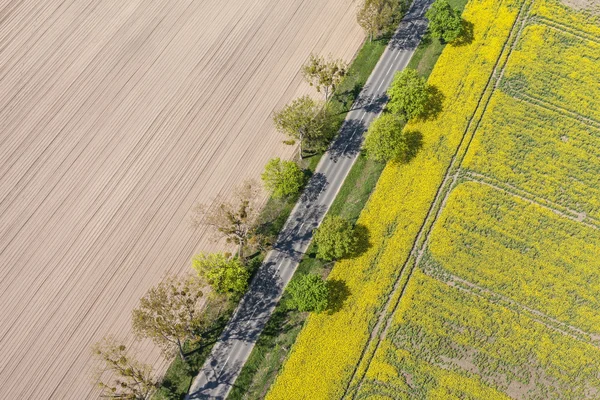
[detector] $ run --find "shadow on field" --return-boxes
[351,223,372,259]
[453,19,475,47]
[400,130,424,164]
[421,85,445,121]
[326,279,351,314]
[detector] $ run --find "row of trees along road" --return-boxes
[91,51,355,400]
[363,0,466,162]
[91,2,467,396]
[92,180,265,399]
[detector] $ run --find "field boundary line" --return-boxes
[463,171,600,230]
[342,0,533,397]
[530,15,600,45]
[505,90,600,131]
[420,262,600,348]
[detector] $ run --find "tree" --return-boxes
[362,113,408,162]
[356,0,399,41]
[132,275,205,361]
[287,273,329,313]
[301,54,348,102]
[313,215,357,261]
[192,253,249,295]
[273,95,325,158]
[190,180,261,258]
[92,336,158,400]
[387,68,429,119]
[425,0,462,43]
[261,158,305,199]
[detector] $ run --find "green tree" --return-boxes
[192,253,249,295]
[425,0,462,43]
[261,158,305,199]
[92,336,158,400]
[387,68,429,119]
[190,180,260,258]
[287,273,329,313]
[313,215,357,261]
[363,113,408,162]
[356,0,400,41]
[132,275,205,361]
[273,95,325,158]
[301,54,348,102]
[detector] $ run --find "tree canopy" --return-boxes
[192,252,249,295]
[312,215,357,261]
[387,68,429,119]
[261,157,305,199]
[92,337,158,400]
[286,273,329,313]
[131,274,205,360]
[425,0,462,43]
[363,113,408,162]
[301,54,348,102]
[273,95,325,157]
[356,0,401,41]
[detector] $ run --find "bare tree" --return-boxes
[357,0,381,41]
[131,274,205,361]
[356,0,399,41]
[190,180,262,258]
[92,336,158,400]
[301,54,348,103]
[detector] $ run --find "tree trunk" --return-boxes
[177,339,186,362]
[238,239,244,260]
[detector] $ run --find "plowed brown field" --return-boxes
[0,0,363,397]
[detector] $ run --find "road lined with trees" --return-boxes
[187,0,432,396]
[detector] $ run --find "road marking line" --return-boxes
[275,258,288,274]
[248,303,260,321]
[218,352,232,376]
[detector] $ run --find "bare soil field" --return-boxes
[0,0,363,397]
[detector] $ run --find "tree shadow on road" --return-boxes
[300,172,328,203]
[327,118,366,162]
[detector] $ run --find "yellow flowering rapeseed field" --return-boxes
[348,0,600,398]
[500,24,600,121]
[358,270,600,399]
[428,182,600,334]
[530,0,600,36]
[267,0,523,397]
[463,92,600,218]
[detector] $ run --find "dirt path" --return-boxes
[0,0,363,398]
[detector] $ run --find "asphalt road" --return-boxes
[187,0,430,397]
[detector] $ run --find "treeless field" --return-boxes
[0,0,363,397]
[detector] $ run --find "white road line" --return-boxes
[218,352,232,376]
[246,303,260,322]
[275,258,288,274]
